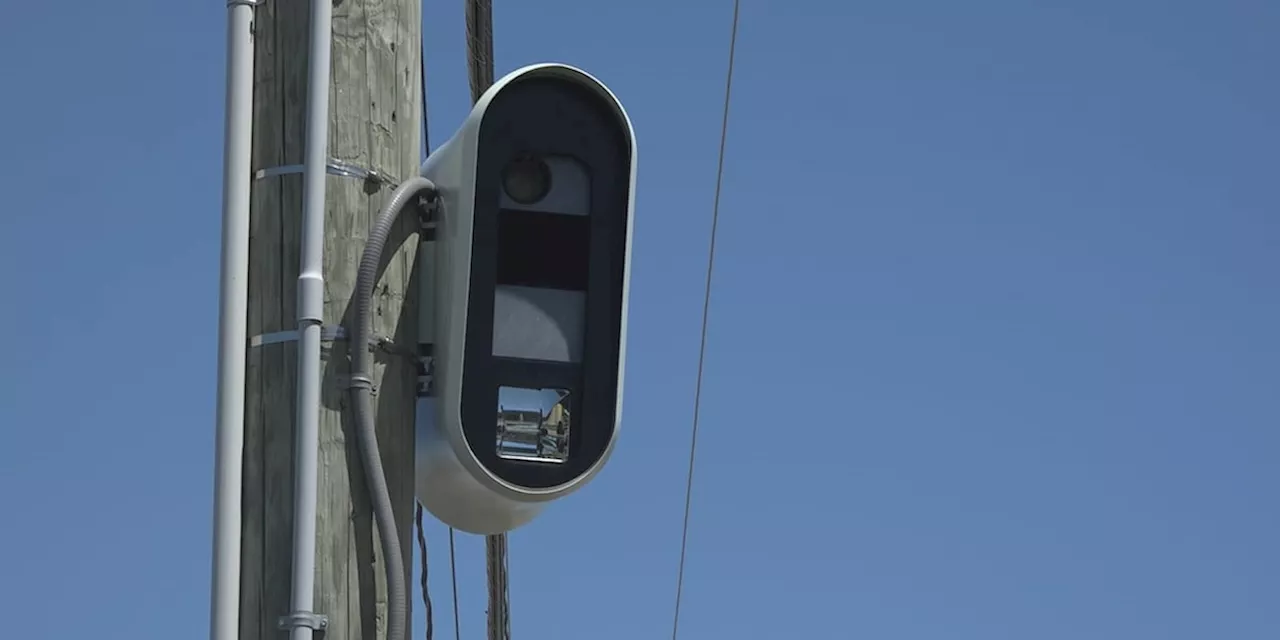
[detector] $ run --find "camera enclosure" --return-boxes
[415,63,636,535]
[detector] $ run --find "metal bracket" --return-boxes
[227,0,264,6]
[278,612,328,631]
[249,325,347,348]
[255,158,395,190]
[418,192,440,220]
[371,335,416,358]
[248,326,411,358]
[419,216,439,237]
[416,348,435,397]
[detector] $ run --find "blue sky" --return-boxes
[1,1,1277,638]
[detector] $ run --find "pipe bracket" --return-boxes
[277,612,328,631]
[249,325,348,348]
[416,346,435,397]
[248,326,414,358]
[348,374,375,391]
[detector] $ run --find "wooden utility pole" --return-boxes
[239,1,422,638]
[484,534,510,639]
[463,3,511,637]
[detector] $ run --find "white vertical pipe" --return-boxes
[290,0,333,636]
[210,2,255,640]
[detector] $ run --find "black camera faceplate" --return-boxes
[461,77,631,490]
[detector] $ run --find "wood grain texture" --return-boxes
[241,0,422,637]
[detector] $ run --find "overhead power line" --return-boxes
[671,1,741,638]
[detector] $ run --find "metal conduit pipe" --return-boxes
[288,0,333,637]
[210,2,255,639]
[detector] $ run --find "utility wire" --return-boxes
[421,43,431,153]
[418,36,462,640]
[416,503,434,640]
[416,36,439,640]
[671,1,741,638]
[449,528,461,640]
[464,2,509,638]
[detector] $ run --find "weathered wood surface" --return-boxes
[241,0,422,637]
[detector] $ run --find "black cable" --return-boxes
[449,527,461,640]
[417,36,435,640]
[417,503,434,640]
[671,1,741,638]
[420,43,430,153]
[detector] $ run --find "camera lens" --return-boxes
[501,155,552,205]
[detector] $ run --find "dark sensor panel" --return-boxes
[496,209,590,291]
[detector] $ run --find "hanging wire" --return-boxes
[416,503,434,640]
[417,35,462,640]
[416,34,436,640]
[421,43,430,153]
[449,528,461,640]
[671,1,741,638]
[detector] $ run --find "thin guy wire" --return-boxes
[671,1,740,638]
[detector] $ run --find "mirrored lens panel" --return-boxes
[496,386,571,463]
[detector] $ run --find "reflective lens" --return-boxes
[501,155,552,205]
[496,386,570,463]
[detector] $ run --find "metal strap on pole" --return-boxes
[254,157,396,188]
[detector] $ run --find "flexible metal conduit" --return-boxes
[350,176,437,640]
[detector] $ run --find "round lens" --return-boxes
[501,155,552,205]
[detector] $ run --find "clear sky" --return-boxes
[1,1,1276,638]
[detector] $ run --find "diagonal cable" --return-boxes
[671,1,741,638]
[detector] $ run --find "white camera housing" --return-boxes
[415,63,636,534]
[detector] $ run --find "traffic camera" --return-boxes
[415,63,636,535]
